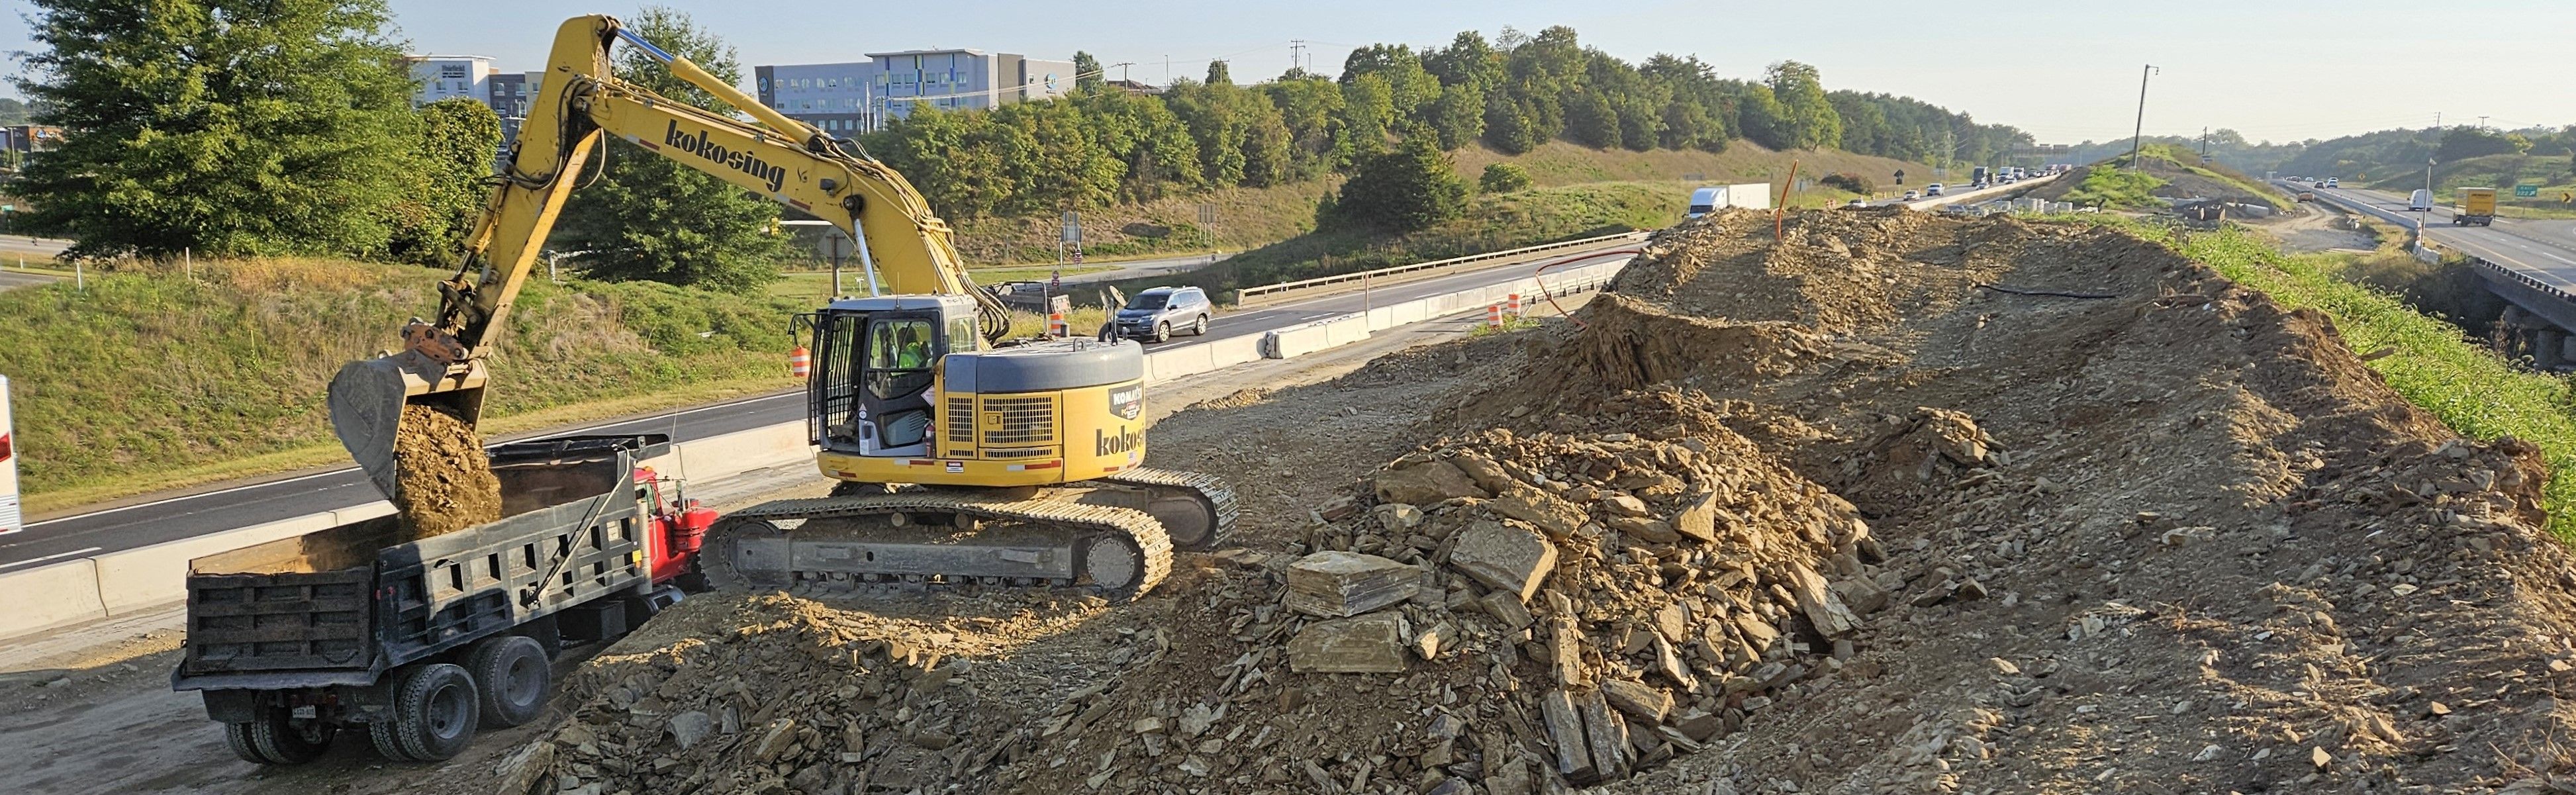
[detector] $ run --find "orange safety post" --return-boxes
[1776,158,1799,239]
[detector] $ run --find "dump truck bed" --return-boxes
[175,435,668,690]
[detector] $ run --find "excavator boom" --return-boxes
[329,15,1008,498]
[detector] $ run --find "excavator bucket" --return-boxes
[327,355,488,501]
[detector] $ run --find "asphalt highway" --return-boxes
[0,242,1638,567]
[2305,184,2576,293]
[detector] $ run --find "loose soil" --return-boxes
[358,207,2576,794]
[391,403,502,539]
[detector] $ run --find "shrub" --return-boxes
[1480,163,1534,193]
[1820,171,1874,195]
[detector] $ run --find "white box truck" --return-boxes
[1686,183,1774,218]
[2409,189,2434,212]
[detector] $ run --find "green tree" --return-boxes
[1479,162,1533,193]
[1073,51,1105,93]
[553,6,787,292]
[2436,126,2527,162]
[386,99,503,265]
[1327,134,1466,232]
[13,0,418,259]
[1427,83,1486,150]
[1763,61,1841,150]
[1261,75,1348,179]
[1339,73,1398,157]
[1564,89,1620,149]
[1206,60,1233,86]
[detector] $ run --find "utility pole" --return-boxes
[2128,64,2159,171]
[2201,126,2210,160]
[2479,115,2489,130]
[1289,40,1305,74]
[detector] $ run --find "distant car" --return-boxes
[1111,286,1212,343]
[2324,177,2339,187]
[2297,191,2316,202]
[1902,190,1921,201]
[2409,189,2434,212]
[1925,183,1946,196]
[1847,199,1868,209]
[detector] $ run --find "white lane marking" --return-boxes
[0,547,104,570]
[26,391,806,528]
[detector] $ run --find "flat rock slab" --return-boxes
[1288,612,1411,674]
[1284,551,1421,618]
[1448,520,1558,602]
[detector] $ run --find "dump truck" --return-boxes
[173,434,712,765]
[2454,187,2497,226]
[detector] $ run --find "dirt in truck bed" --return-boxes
[391,403,502,539]
[483,207,2576,795]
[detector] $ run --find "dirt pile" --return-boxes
[505,206,2576,795]
[391,404,501,538]
[508,592,1150,795]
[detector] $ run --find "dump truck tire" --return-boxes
[385,663,481,762]
[467,635,552,728]
[226,710,333,765]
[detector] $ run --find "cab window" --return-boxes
[868,318,935,370]
[947,316,978,355]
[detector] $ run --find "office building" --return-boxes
[407,55,495,107]
[757,49,1076,133]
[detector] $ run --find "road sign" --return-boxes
[1197,203,1217,225]
[1060,210,1081,243]
[2516,184,2540,197]
[0,375,19,536]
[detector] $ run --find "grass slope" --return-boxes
[1106,181,1684,301]
[944,139,1938,267]
[1,258,802,511]
[2119,220,2576,535]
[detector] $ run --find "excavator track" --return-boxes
[1094,467,1239,551]
[714,490,1174,601]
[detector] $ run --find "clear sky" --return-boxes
[4,1,2567,143]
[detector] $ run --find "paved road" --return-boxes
[0,235,70,259]
[2305,184,2576,292]
[0,241,1637,568]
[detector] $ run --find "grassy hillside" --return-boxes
[1,258,801,511]
[2111,218,2576,535]
[2034,144,2296,210]
[941,140,1937,267]
[1102,181,1684,301]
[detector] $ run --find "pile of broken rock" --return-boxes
[1276,408,1913,788]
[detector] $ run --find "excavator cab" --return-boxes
[808,295,980,457]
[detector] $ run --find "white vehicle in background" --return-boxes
[2324,177,2340,188]
[1925,183,1946,196]
[2409,189,2434,212]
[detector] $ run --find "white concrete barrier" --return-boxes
[1143,344,1218,382]
[665,422,814,482]
[1261,312,1372,359]
[1205,336,1263,369]
[90,511,344,614]
[0,559,107,639]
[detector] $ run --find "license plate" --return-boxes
[292,705,318,719]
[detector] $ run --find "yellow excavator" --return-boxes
[326,15,1231,599]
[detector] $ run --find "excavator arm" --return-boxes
[328,14,1010,500]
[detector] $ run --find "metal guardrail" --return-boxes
[1233,230,1649,305]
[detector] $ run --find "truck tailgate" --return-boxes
[183,568,374,674]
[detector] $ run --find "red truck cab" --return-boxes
[636,466,717,588]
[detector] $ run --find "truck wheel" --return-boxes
[225,709,335,765]
[467,635,552,728]
[381,663,480,762]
